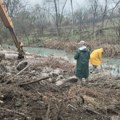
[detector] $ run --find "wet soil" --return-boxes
[0,55,120,120]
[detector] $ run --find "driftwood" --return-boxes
[0,107,29,119]
[11,64,30,80]
[19,76,50,86]
[56,76,78,86]
[67,104,77,110]
[15,64,29,76]
[19,77,60,92]
[83,105,110,119]
[0,50,34,60]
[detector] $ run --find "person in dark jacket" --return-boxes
[74,40,90,85]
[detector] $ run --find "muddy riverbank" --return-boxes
[4,39,120,58]
[0,50,120,120]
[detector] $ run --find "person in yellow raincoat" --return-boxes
[90,48,103,72]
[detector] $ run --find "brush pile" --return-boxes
[0,53,120,120]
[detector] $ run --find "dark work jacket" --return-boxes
[74,46,90,79]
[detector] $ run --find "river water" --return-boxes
[3,45,120,77]
[24,47,120,77]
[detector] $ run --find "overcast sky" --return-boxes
[29,0,109,11]
[29,0,106,6]
[29,0,88,9]
[29,0,85,5]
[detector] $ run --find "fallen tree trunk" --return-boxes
[56,76,78,86]
[18,76,50,86]
[0,50,38,59]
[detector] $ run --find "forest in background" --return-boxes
[0,0,120,54]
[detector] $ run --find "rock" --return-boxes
[56,76,78,86]
[56,75,64,81]
[42,67,53,73]
[48,78,53,82]
[0,100,3,104]
[30,70,36,74]
[16,61,28,71]
[56,80,64,86]
[41,73,49,77]
[7,72,11,75]
[49,68,62,76]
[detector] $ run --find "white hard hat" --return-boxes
[78,40,85,45]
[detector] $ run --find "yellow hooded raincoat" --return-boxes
[90,48,103,65]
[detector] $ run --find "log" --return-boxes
[5,53,18,59]
[0,50,35,59]
[0,107,28,118]
[56,76,78,86]
[19,76,60,92]
[11,64,30,80]
[19,76,50,86]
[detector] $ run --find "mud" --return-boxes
[0,55,120,120]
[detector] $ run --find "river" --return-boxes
[3,45,120,77]
[23,47,120,77]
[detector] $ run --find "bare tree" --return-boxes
[32,4,49,36]
[5,0,28,17]
[91,0,99,40]
[44,0,67,37]
[53,0,60,36]
[101,0,108,28]
[108,0,120,40]
[70,0,74,35]
[85,0,102,40]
